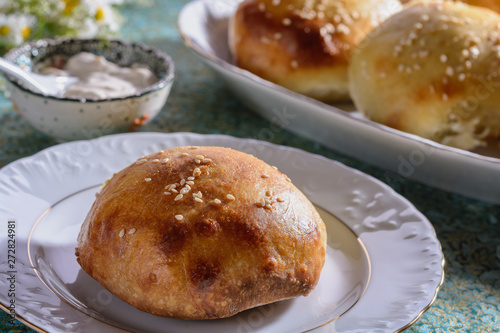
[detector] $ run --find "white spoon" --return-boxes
[0,57,78,96]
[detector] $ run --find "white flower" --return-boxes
[0,0,130,50]
[95,5,121,32]
[82,0,122,33]
[76,17,99,38]
[0,13,36,45]
[59,0,123,35]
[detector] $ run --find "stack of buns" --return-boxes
[76,146,326,319]
[230,0,500,150]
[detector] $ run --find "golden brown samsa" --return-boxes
[76,146,326,320]
[229,0,402,102]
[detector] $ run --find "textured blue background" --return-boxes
[0,0,499,332]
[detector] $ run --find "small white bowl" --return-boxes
[4,38,175,141]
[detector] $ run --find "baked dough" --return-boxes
[401,0,500,14]
[76,146,326,319]
[228,0,402,102]
[349,0,500,150]
[461,0,500,13]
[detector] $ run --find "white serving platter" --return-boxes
[177,0,500,204]
[0,132,444,332]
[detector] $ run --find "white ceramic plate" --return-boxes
[0,132,443,332]
[177,0,500,204]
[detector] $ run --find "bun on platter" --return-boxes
[76,146,326,319]
[229,0,402,102]
[401,0,500,14]
[349,0,500,150]
[462,0,500,13]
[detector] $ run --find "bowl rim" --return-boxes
[4,38,175,103]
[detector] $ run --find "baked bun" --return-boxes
[76,146,326,319]
[461,0,500,13]
[401,0,500,14]
[228,0,402,102]
[349,0,500,150]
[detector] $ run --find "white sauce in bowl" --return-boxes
[38,52,158,100]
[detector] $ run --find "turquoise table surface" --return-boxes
[1,1,499,332]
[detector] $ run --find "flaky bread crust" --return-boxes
[76,146,326,320]
[228,0,402,102]
[349,1,500,150]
